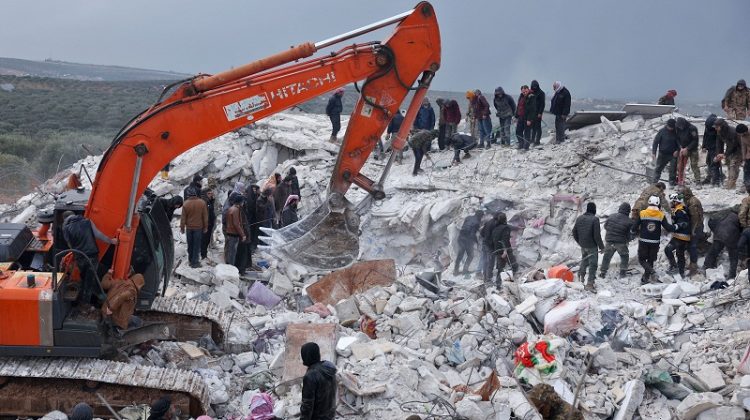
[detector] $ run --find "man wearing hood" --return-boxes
[652,119,680,186]
[454,210,483,275]
[493,87,516,146]
[658,90,677,106]
[414,98,436,131]
[600,203,634,278]
[183,174,203,199]
[69,402,93,420]
[675,117,701,184]
[470,90,492,148]
[550,81,571,144]
[530,80,545,146]
[702,114,721,186]
[409,129,438,175]
[300,342,337,420]
[722,79,750,120]
[715,117,741,190]
[572,202,604,291]
[282,195,300,227]
[679,186,704,276]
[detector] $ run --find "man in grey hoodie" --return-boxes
[493,86,516,146]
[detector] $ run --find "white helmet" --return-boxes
[669,193,683,205]
[648,195,660,207]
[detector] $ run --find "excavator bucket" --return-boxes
[259,198,360,271]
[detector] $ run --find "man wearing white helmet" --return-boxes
[632,195,676,284]
[664,193,691,277]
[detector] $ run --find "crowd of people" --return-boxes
[177,168,301,275]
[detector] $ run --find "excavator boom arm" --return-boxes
[87,2,440,281]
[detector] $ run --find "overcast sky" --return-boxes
[2,0,748,101]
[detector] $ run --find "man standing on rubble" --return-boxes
[414,98,436,131]
[715,117,742,190]
[444,99,461,146]
[326,88,344,142]
[492,212,518,286]
[493,86,516,146]
[435,98,447,150]
[480,213,499,282]
[675,117,701,184]
[454,210,483,275]
[224,193,246,267]
[738,125,750,186]
[200,186,217,260]
[180,187,208,268]
[704,208,741,279]
[530,80,545,147]
[702,114,721,186]
[599,203,634,278]
[658,90,677,106]
[679,186,704,276]
[722,79,750,121]
[664,193,691,277]
[183,174,203,199]
[471,89,492,148]
[652,119,680,186]
[631,182,669,221]
[572,202,604,291]
[633,196,675,284]
[300,342,337,420]
[550,81,571,144]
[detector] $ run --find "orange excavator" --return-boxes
[0,3,440,417]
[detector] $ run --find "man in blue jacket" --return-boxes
[414,98,436,131]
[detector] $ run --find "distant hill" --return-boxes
[0,57,190,81]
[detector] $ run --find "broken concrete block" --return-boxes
[696,364,725,391]
[349,342,377,361]
[594,343,617,369]
[271,270,294,297]
[214,263,240,284]
[488,294,512,317]
[383,294,402,317]
[216,280,240,299]
[282,323,336,382]
[677,281,700,297]
[210,290,233,310]
[233,352,257,370]
[676,392,723,420]
[515,295,538,316]
[455,399,484,420]
[640,283,668,297]
[613,379,645,420]
[306,259,396,305]
[334,298,360,327]
[662,283,683,299]
[398,296,428,312]
[695,406,745,420]
[178,342,205,359]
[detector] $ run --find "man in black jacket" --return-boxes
[300,342,337,420]
[199,187,217,260]
[652,119,680,185]
[447,132,477,165]
[550,81,571,144]
[530,80,545,146]
[704,209,741,278]
[702,114,721,186]
[599,203,634,278]
[183,174,203,199]
[62,212,118,305]
[572,202,604,291]
[454,210,483,275]
[325,88,344,142]
[480,213,499,283]
[492,212,517,286]
[675,117,701,184]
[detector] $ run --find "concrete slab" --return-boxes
[282,323,336,382]
[306,259,396,306]
[622,103,675,119]
[567,111,627,130]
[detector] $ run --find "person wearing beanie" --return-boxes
[300,342,337,420]
[147,396,172,420]
[658,89,677,105]
[600,202,635,278]
[715,117,742,189]
[722,79,750,120]
[652,119,680,185]
[572,202,604,291]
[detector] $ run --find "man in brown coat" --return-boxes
[180,187,208,268]
[723,79,750,120]
[101,273,145,330]
[715,118,742,190]
[224,193,247,266]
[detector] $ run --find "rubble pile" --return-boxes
[10,108,750,419]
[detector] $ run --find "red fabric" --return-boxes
[534,341,555,363]
[514,342,534,367]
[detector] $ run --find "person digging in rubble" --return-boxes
[652,118,680,186]
[675,117,701,184]
[224,193,246,267]
[658,89,677,106]
[664,193,692,277]
[632,195,676,284]
[62,211,118,307]
[493,86,516,146]
[183,173,203,199]
[722,79,750,121]
[409,129,438,175]
[282,194,300,227]
[492,212,517,286]
[480,212,500,282]
[702,114,722,186]
[738,124,750,186]
[572,202,604,291]
[147,396,173,420]
[180,187,208,268]
[377,109,405,162]
[300,342,337,420]
[715,117,742,190]
[631,182,669,221]
[599,202,634,278]
[101,273,145,330]
[325,87,344,142]
[679,186,704,276]
[529,80,545,147]
[69,402,94,420]
[200,187,217,260]
[704,207,741,279]
[447,132,477,165]
[454,210,483,275]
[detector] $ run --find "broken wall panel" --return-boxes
[282,323,337,382]
[622,103,675,119]
[306,259,396,306]
[566,111,627,130]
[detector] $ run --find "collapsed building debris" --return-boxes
[6,108,750,419]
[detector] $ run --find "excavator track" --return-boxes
[0,357,209,418]
[0,297,249,418]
